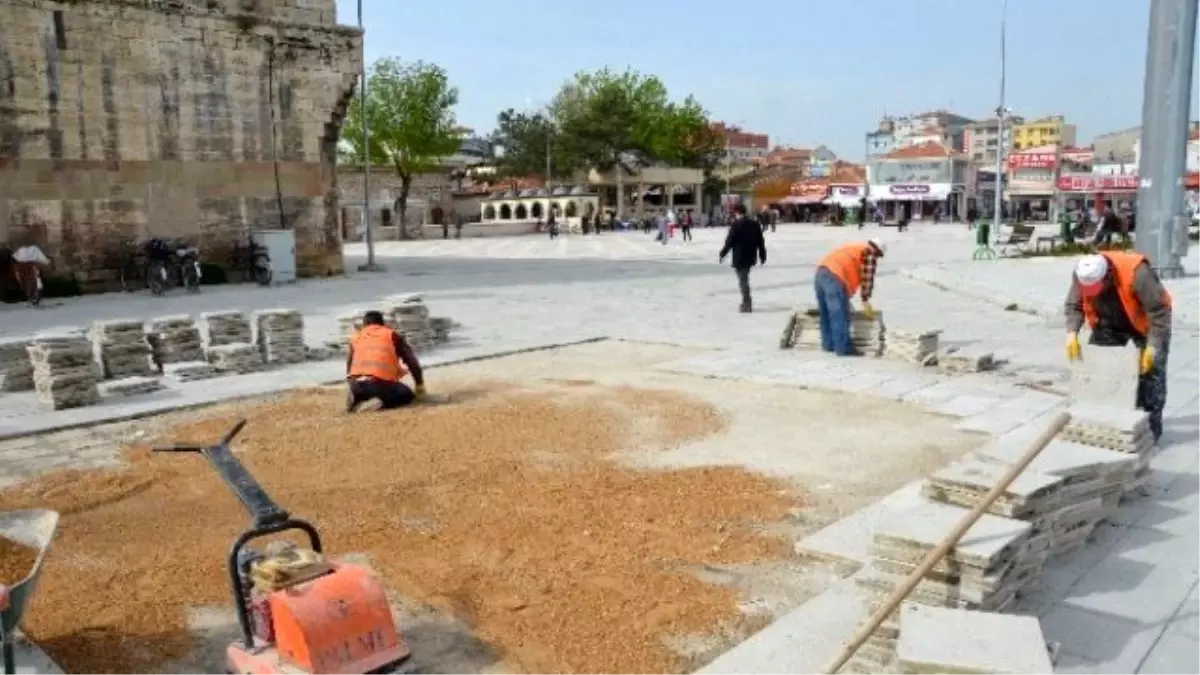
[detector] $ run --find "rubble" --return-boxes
[205,343,265,374]
[202,311,253,346]
[887,329,941,366]
[146,315,206,368]
[90,319,156,379]
[99,376,164,398]
[254,309,307,365]
[429,317,453,343]
[938,347,997,374]
[0,337,34,392]
[27,331,101,410]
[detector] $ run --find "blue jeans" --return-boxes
[815,267,853,355]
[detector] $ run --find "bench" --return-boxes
[997,224,1036,256]
[1034,234,1063,252]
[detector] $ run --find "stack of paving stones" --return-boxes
[328,310,367,353]
[1060,402,1154,498]
[98,376,164,398]
[885,329,941,366]
[382,295,437,351]
[781,308,885,356]
[90,319,156,379]
[206,343,266,374]
[850,501,1036,673]
[938,346,997,374]
[146,315,206,368]
[27,330,101,410]
[254,309,307,365]
[0,337,35,392]
[429,317,453,344]
[162,360,218,382]
[895,603,1055,674]
[202,311,254,346]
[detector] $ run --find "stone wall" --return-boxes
[0,0,362,289]
[336,167,459,240]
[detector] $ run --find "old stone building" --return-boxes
[0,0,362,288]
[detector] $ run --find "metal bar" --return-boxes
[1134,0,1197,278]
[358,0,377,263]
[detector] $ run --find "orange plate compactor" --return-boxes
[155,420,413,674]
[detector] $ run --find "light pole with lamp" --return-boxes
[990,0,1009,242]
[355,0,384,272]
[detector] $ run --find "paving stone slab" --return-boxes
[896,602,1053,674]
[923,458,1064,518]
[1069,344,1141,409]
[794,481,925,566]
[873,500,1033,571]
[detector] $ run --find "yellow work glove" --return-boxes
[1066,332,1082,361]
[414,383,427,400]
[861,302,877,320]
[1139,346,1155,374]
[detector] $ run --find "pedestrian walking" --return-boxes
[718,203,767,313]
[681,209,694,242]
[547,208,559,239]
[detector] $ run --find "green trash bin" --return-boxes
[1059,216,1074,244]
[975,221,990,246]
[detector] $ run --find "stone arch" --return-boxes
[549,201,561,217]
[483,204,497,220]
[500,203,512,220]
[515,203,528,220]
[565,201,578,217]
[530,201,544,219]
[584,201,596,216]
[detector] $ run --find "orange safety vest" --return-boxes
[348,324,407,382]
[818,242,871,296]
[1080,251,1173,337]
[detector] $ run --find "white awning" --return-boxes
[870,183,953,201]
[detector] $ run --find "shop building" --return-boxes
[866,141,968,221]
[1004,145,1059,221]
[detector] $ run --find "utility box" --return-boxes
[251,229,297,284]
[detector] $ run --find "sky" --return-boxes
[335,0,1200,160]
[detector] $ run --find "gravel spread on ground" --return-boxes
[0,380,801,674]
[0,537,39,586]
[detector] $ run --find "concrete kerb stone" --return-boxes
[0,336,611,443]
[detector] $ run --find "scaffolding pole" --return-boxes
[1134,0,1197,279]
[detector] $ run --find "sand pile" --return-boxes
[0,381,798,675]
[0,337,34,392]
[0,536,39,585]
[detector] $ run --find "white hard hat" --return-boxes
[868,238,886,257]
[1074,254,1109,287]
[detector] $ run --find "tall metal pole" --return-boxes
[1134,0,1196,279]
[990,0,1008,240]
[356,0,383,272]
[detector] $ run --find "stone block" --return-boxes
[1069,345,1140,409]
[896,602,1054,674]
[872,500,1032,572]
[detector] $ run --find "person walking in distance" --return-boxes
[718,203,767,313]
[680,209,694,242]
[814,238,886,356]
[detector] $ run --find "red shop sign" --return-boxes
[1056,175,1139,192]
[1008,152,1057,169]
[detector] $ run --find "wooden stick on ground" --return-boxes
[819,410,1071,674]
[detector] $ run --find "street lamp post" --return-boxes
[356,0,384,272]
[990,0,1008,240]
[1134,0,1196,278]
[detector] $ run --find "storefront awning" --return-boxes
[869,184,953,201]
[780,195,826,205]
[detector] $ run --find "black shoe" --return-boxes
[739,304,752,313]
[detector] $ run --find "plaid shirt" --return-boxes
[859,249,879,302]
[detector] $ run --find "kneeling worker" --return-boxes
[1066,252,1172,441]
[814,238,886,356]
[346,311,426,412]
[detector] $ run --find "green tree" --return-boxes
[489,108,582,181]
[341,58,462,239]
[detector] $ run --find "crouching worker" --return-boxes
[345,310,426,413]
[1065,252,1172,442]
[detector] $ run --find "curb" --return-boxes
[0,336,610,443]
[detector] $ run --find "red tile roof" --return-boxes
[881,141,952,159]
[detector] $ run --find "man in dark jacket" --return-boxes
[718,203,767,313]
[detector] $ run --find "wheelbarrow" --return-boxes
[0,510,59,675]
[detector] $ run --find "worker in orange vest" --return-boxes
[345,311,426,413]
[814,239,886,356]
[1065,252,1173,442]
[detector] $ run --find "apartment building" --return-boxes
[865,110,973,158]
[1012,116,1077,151]
[963,115,1024,165]
[711,122,770,163]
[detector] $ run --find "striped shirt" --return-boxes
[860,249,879,302]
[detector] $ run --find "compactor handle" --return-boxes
[152,419,288,527]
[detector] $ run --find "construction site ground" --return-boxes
[1,225,1196,674]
